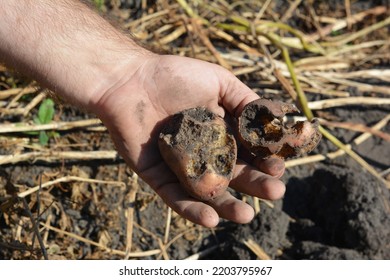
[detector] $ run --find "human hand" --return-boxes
[0,0,284,227]
[92,54,286,227]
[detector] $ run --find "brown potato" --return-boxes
[158,107,237,201]
[237,98,322,159]
[159,99,321,201]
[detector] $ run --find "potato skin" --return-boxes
[158,138,229,200]
[238,98,322,159]
[158,108,237,201]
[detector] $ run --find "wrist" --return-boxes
[0,0,156,111]
[83,48,156,112]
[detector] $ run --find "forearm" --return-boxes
[0,0,151,108]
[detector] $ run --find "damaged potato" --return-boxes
[237,98,322,159]
[159,99,321,201]
[158,107,237,201]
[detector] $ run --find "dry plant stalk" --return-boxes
[18,175,125,198]
[319,119,390,142]
[0,150,119,166]
[0,119,102,133]
[40,222,161,258]
[243,238,271,260]
[0,86,37,100]
[184,245,219,260]
[125,173,139,259]
[308,97,390,110]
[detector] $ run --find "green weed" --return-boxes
[32,98,59,145]
[93,0,104,11]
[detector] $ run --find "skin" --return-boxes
[0,0,286,227]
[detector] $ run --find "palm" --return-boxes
[96,55,286,227]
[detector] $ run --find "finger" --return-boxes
[209,104,226,118]
[207,191,254,224]
[237,143,285,178]
[218,71,259,117]
[230,160,286,200]
[253,156,285,178]
[140,162,220,227]
[158,183,221,228]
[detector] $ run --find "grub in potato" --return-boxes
[158,107,237,201]
[238,99,321,159]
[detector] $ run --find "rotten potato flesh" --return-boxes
[238,99,322,159]
[158,107,237,201]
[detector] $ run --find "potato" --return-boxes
[158,107,237,201]
[237,98,322,159]
[158,99,321,201]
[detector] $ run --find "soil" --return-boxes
[0,103,389,260]
[217,161,390,260]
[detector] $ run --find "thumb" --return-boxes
[218,71,260,117]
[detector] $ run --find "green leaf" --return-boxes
[33,116,41,124]
[23,131,39,136]
[93,0,104,10]
[48,131,60,138]
[38,98,55,124]
[39,131,49,146]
